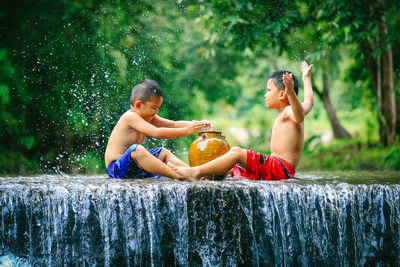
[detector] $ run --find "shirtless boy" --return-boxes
[168,61,314,181]
[105,79,213,180]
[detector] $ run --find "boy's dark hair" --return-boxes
[130,79,164,105]
[268,71,299,95]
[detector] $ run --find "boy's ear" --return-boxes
[133,100,142,109]
[279,90,286,100]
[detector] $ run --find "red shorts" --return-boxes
[232,150,295,180]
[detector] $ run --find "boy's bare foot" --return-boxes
[167,162,200,181]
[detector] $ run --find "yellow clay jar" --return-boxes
[188,131,230,180]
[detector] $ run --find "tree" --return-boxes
[310,0,398,145]
[313,52,352,139]
[0,0,243,173]
[286,17,353,139]
[195,0,398,145]
[0,0,157,172]
[192,0,353,139]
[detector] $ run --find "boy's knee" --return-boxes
[230,147,244,155]
[228,147,246,159]
[160,148,169,154]
[130,144,146,159]
[229,147,247,162]
[158,148,168,159]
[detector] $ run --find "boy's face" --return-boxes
[264,79,283,109]
[138,96,163,122]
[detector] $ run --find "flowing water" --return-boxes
[0,172,399,266]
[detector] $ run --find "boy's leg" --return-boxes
[168,147,247,180]
[158,148,189,167]
[130,145,183,180]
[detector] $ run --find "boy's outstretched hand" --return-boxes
[187,121,205,135]
[302,61,314,79]
[200,120,214,131]
[187,120,214,135]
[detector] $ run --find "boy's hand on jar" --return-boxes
[200,120,214,131]
[301,61,314,80]
[187,120,204,135]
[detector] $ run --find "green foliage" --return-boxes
[0,0,243,174]
[384,147,400,171]
[299,140,400,171]
[0,0,398,174]
[192,0,302,52]
[0,50,13,104]
[71,151,105,174]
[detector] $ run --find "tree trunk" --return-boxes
[377,10,396,145]
[313,55,352,139]
[313,87,352,140]
[362,1,396,146]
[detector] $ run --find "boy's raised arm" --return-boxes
[283,73,304,124]
[301,61,314,115]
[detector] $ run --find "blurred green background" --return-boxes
[1,0,399,174]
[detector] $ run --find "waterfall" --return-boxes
[0,175,399,266]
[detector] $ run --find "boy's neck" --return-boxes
[130,106,139,113]
[276,102,289,113]
[130,106,143,117]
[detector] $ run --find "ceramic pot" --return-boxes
[188,131,230,180]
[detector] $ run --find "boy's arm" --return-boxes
[301,61,314,115]
[174,119,214,130]
[283,61,314,123]
[153,115,214,130]
[127,113,204,139]
[283,73,304,124]
[174,120,213,130]
[152,115,175,127]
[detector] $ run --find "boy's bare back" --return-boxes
[105,110,146,167]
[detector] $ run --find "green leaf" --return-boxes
[0,84,10,104]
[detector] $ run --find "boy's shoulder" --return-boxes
[122,109,140,118]
[117,110,142,124]
[277,105,292,118]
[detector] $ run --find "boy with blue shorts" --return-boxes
[105,79,213,180]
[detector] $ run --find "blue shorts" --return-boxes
[106,144,163,179]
